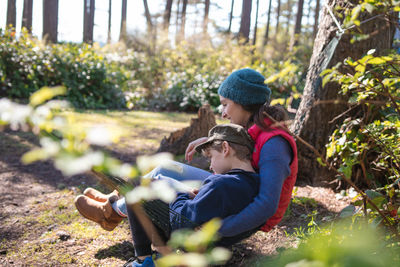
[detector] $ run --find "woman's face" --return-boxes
[219,95,251,127]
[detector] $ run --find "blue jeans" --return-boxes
[122,160,210,257]
[112,160,211,216]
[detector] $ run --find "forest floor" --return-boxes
[0,110,351,266]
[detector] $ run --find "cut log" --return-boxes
[157,104,216,155]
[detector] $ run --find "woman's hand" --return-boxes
[185,137,208,162]
[188,188,199,199]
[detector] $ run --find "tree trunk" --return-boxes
[275,0,281,36]
[107,0,112,44]
[262,0,273,47]
[203,0,210,34]
[143,0,153,35]
[158,105,216,156]
[306,0,312,23]
[313,0,320,39]
[175,0,181,44]
[238,0,252,43]
[290,0,304,49]
[227,0,234,33]
[252,0,259,45]
[290,0,396,185]
[83,0,95,44]
[163,0,173,31]
[42,0,58,43]
[21,0,33,32]
[179,0,188,39]
[119,0,127,41]
[286,0,292,34]
[6,0,16,29]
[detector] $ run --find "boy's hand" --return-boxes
[185,137,208,162]
[188,188,199,199]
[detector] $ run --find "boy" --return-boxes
[169,123,259,233]
[118,124,260,267]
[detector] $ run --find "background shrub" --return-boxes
[0,29,127,109]
[119,38,307,112]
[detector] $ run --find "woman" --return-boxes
[75,68,298,264]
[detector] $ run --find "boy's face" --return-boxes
[206,148,231,174]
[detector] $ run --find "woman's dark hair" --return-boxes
[241,102,290,133]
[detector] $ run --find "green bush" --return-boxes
[121,38,307,112]
[0,28,127,109]
[323,50,400,189]
[321,50,400,245]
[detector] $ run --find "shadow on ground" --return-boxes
[95,241,135,261]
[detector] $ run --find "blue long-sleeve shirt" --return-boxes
[218,136,293,237]
[169,169,259,231]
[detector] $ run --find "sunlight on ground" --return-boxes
[64,110,196,153]
[64,110,226,154]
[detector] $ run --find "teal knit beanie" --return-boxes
[218,68,271,105]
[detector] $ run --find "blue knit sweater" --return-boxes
[169,169,259,231]
[219,136,292,236]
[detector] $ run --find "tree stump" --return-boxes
[157,104,216,155]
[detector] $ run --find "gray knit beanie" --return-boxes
[218,68,271,105]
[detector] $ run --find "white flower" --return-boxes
[86,126,113,146]
[137,153,174,174]
[0,98,32,130]
[55,151,104,176]
[125,179,177,204]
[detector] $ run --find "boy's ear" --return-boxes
[222,141,230,156]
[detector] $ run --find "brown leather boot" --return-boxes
[74,195,123,231]
[83,187,119,203]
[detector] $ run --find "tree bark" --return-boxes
[238,0,252,43]
[163,0,173,31]
[290,0,304,49]
[22,0,33,32]
[175,0,181,44]
[6,0,16,29]
[158,105,216,156]
[43,0,58,43]
[286,0,292,34]
[119,0,127,41]
[83,0,95,44]
[313,0,320,39]
[262,0,273,47]
[291,0,396,185]
[252,0,259,45]
[203,0,210,34]
[275,0,281,36]
[107,0,112,44]
[179,0,188,39]
[227,0,234,33]
[143,0,153,35]
[306,0,312,23]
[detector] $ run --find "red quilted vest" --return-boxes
[247,119,298,232]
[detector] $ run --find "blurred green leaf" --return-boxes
[30,86,66,107]
[365,190,383,200]
[340,205,355,218]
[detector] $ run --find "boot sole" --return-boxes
[74,196,117,231]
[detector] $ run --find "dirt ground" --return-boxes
[0,129,351,266]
